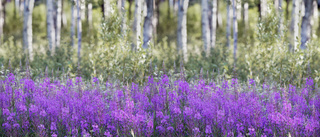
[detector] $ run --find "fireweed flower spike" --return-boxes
[0,74,319,136]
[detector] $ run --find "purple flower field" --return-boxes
[0,73,319,136]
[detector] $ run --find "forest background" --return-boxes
[0,0,319,86]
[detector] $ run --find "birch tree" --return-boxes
[142,0,153,49]
[232,0,238,68]
[177,0,189,62]
[290,0,299,51]
[47,0,56,54]
[0,0,3,40]
[121,0,126,34]
[277,0,283,36]
[71,0,76,47]
[211,0,217,48]
[201,0,210,56]
[104,0,110,18]
[56,0,62,47]
[23,0,35,60]
[77,0,82,63]
[260,0,267,19]
[244,2,248,29]
[88,3,92,29]
[226,0,231,47]
[300,0,313,49]
[311,0,318,38]
[133,0,142,48]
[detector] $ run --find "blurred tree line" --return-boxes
[0,0,320,86]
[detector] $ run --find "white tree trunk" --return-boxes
[300,0,313,49]
[260,0,267,19]
[121,0,126,34]
[311,0,318,38]
[118,0,122,12]
[177,0,189,62]
[142,0,153,49]
[104,0,110,17]
[71,1,76,47]
[211,0,217,49]
[290,0,299,50]
[0,0,3,39]
[226,0,231,47]
[133,0,142,48]
[244,2,248,29]
[278,0,283,36]
[232,0,237,67]
[47,0,56,54]
[23,0,35,60]
[236,0,241,21]
[77,0,82,63]
[88,3,92,29]
[56,0,62,48]
[81,0,85,20]
[274,0,279,12]
[201,0,210,56]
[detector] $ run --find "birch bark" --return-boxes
[142,0,153,49]
[177,0,189,62]
[300,0,313,49]
[23,0,35,60]
[47,0,56,53]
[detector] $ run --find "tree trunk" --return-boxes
[244,2,249,29]
[232,0,238,69]
[311,0,318,38]
[77,0,82,64]
[129,0,133,19]
[62,1,67,27]
[236,0,241,21]
[201,0,210,56]
[104,0,110,18]
[0,0,3,40]
[56,0,62,48]
[88,3,92,29]
[23,0,35,60]
[177,0,189,62]
[275,0,279,12]
[47,0,56,54]
[226,0,231,47]
[71,1,76,47]
[121,0,126,34]
[217,0,222,27]
[300,0,313,49]
[80,0,85,20]
[211,0,217,49]
[286,0,289,20]
[278,0,283,36]
[260,0,267,19]
[290,0,299,51]
[142,0,153,49]
[133,0,142,49]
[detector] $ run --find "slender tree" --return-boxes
[56,0,62,47]
[23,0,35,60]
[104,0,110,18]
[311,0,318,37]
[88,3,92,29]
[260,0,267,19]
[244,2,249,29]
[177,0,189,62]
[47,0,56,54]
[133,0,142,49]
[0,0,3,40]
[300,0,313,49]
[211,0,217,48]
[290,0,299,51]
[77,0,82,64]
[201,0,210,56]
[142,0,153,49]
[278,0,283,36]
[71,0,76,47]
[232,0,238,69]
[121,0,126,34]
[226,0,231,47]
